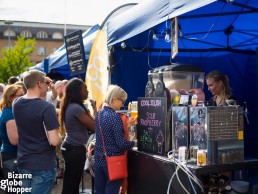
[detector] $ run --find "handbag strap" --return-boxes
[98,112,107,159]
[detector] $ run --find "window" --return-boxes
[36,31,48,39]
[37,47,47,56]
[52,32,63,39]
[20,30,32,38]
[3,29,16,37]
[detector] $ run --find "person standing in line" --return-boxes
[0,84,24,160]
[45,80,58,106]
[94,85,136,194]
[14,81,27,94]
[54,79,68,179]
[0,84,24,166]
[206,70,237,106]
[0,83,6,103]
[13,70,61,194]
[59,78,96,194]
[7,76,19,85]
[54,79,68,114]
[0,84,24,194]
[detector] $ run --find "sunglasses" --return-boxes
[41,81,52,86]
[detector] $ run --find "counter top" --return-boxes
[130,148,258,175]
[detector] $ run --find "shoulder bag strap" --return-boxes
[98,112,107,160]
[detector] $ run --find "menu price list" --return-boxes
[65,30,86,76]
[137,97,167,156]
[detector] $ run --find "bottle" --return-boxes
[154,70,172,110]
[197,149,207,166]
[179,146,187,162]
[145,71,155,97]
[154,70,166,97]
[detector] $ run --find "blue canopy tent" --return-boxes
[106,0,258,158]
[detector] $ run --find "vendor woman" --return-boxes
[206,70,237,106]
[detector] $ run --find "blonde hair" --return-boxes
[104,85,127,105]
[15,81,27,94]
[62,79,68,86]
[0,84,23,110]
[206,70,232,95]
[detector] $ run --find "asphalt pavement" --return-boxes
[52,172,93,194]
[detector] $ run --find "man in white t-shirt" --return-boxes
[44,80,58,106]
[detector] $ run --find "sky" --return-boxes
[0,0,142,26]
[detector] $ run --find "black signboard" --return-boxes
[137,97,167,156]
[65,30,86,76]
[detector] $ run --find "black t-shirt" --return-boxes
[13,97,60,170]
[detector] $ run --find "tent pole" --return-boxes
[44,58,49,74]
[256,48,258,184]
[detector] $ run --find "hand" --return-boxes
[87,143,94,157]
[90,99,97,112]
[90,99,96,106]
[50,82,57,99]
[49,82,55,90]
[128,117,137,127]
[133,139,137,146]
[45,77,53,88]
[45,76,52,83]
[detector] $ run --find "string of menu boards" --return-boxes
[65,30,86,76]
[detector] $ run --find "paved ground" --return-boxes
[52,172,93,194]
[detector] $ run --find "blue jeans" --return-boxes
[18,168,56,194]
[94,166,122,194]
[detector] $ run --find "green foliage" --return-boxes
[0,36,36,83]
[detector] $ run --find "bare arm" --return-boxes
[47,129,61,146]
[78,112,95,133]
[56,108,60,115]
[50,84,57,100]
[45,77,57,100]
[6,120,18,145]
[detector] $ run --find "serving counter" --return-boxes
[127,149,258,194]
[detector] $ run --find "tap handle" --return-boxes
[243,101,249,124]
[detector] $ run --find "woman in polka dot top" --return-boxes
[94,85,136,194]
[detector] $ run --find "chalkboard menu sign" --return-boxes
[65,30,86,76]
[137,97,167,156]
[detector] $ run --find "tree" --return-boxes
[0,36,36,83]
